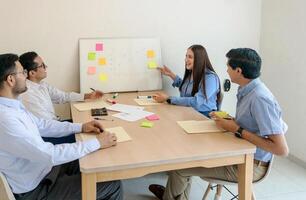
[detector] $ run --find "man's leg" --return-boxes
[16,161,123,200]
[163,166,238,200]
[42,134,76,144]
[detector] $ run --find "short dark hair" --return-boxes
[0,54,19,89]
[19,51,39,75]
[226,48,261,79]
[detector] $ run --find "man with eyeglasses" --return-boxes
[0,53,122,200]
[19,51,103,122]
[19,51,104,144]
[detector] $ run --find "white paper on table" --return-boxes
[107,103,144,113]
[112,110,154,122]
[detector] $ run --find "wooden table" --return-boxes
[71,92,256,200]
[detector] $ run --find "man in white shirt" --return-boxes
[19,51,103,121]
[19,51,104,144]
[0,54,122,199]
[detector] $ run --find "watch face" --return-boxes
[235,132,242,138]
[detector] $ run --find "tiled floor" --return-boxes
[122,157,306,199]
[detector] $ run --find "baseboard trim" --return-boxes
[288,154,306,169]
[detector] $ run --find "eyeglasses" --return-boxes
[10,69,28,77]
[37,63,47,69]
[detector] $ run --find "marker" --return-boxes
[90,88,95,92]
[137,95,152,99]
[94,117,114,121]
[107,99,116,104]
[112,93,118,99]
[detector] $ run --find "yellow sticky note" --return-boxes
[214,111,229,118]
[148,61,157,69]
[98,57,106,65]
[147,50,155,58]
[88,52,96,61]
[141,121,153,128]
[99,73,108,82]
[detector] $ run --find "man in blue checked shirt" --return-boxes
[0,54,122,200]
[149,48,289,200]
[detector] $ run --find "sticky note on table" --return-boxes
[177,120,225,134]
[99,73,108,82]
[214,111,229,118]
[146,114,160,121]
[147,50,155,58]
[88,52,96,60]
[96,43,103,51]
[80,126,131,143]
[141,121,153,128]
[148,61,157,69]
[87,66,96,75]
[105,126,131,142]
[98,57,106,65]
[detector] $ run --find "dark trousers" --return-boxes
[42,119,75,145]
[14,161,123,200]
[42,134,76,145]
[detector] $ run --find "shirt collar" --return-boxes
[237,78,261,100]
[0,97,25,110]
[26,79,42,89]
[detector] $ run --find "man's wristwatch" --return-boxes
[166,98,171,104]
[235,127,244,138]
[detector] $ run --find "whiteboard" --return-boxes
[79,37,162,93]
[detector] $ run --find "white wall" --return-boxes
[0,0,262,118]
[260,0,306,162]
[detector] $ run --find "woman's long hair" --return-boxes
[179,45,221,108]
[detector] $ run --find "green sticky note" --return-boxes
[148,61,157,69]
[214,111,229,118]
[88,52,96,61]
[141,121,153,128]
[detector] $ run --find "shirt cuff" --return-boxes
[72,123,83,133]
[172,75,180,87]
[70,93,84,102]
[82,138,101,151]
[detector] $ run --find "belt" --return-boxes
[254,159,269,167]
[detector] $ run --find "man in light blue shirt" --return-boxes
[0,54,122,199]
[149,48,289,200]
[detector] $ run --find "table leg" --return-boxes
[82,173,97,200]
[238,154,254,200]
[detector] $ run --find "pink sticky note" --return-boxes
[87,66,96,75]
[146,114,160,121]
[96,43,103,51]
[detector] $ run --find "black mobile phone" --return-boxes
[91,107,108,116]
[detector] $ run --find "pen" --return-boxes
[137,95,152,99]
[90,88,95,92]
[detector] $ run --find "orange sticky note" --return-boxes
[148,61,157,69]
[99,73,108,82]
[87,66,96,75]
[98,58,106,65]
[147,50,155,58]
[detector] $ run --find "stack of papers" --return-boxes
[112,110,154,122]
[107,103,144,113]
[107,103,154,122]
[80,126,132,142]
[177,120,225,134]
